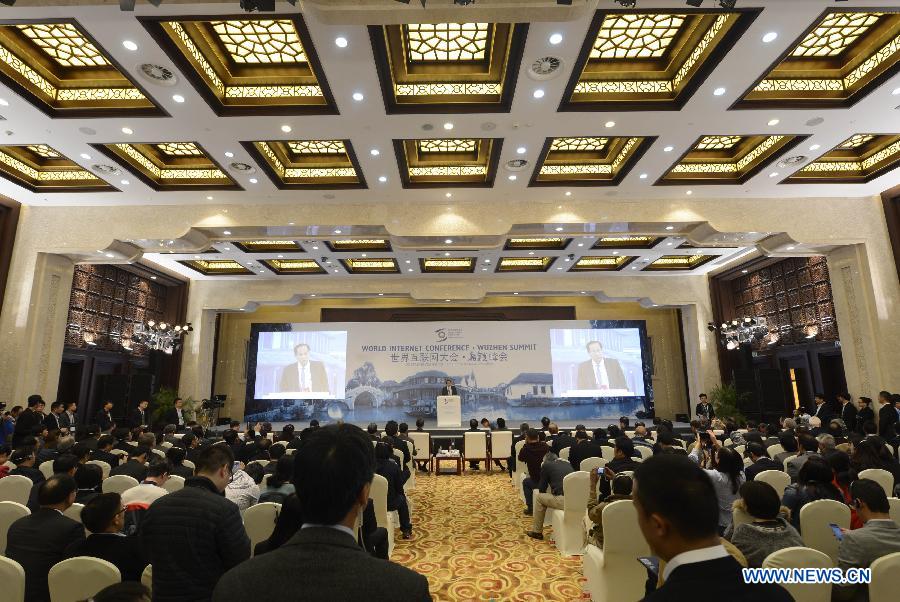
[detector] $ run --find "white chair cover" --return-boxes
[408,432,431,464]
[63,503,83,524]
[799,499,850,563]
[755,470,791,499]
[600,446,615,461]
[731,505,754,530]
[141,564,152,595]
[636,446,653,461]
[889,497,900,526]
[163,475,185,493]
[243,502,281,556]
[101,474,139,495]
[0,475,33,506]
[182,459,195,471]
[762,546,832,602]
[39,461,56,480]
[48,556,121,602]
[583,499,651,602]
[86,459,112,480]
[463,432,489,471]
[869,551,900,602]
[0,501,30,555]
[0,556,26,602]
[767,443,784,458]
[857,469,894,498]
[490,430,513,466]
[559,447,571,461]
[579,457,606,501]
[369,473,394,557]
[547,471,590,556]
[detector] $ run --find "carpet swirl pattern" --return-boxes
[392,471,589,601]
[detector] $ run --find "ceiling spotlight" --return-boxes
[767,118,780,126]
[121,127,133,135]
[445,192,452,198]
[0,98,7,106]
[769,172,779,178]
[224,151,234,158]
[378,176,387,183]
[809,144,821,151]
[713,87,726,96]
[663,146,674,152]
[249,178,258,184]
[445,239,453,244]
[762,32,778,43]
[334,229,342,234]
[172,94,185,103]
[614,0,637,6]
[639,173,648,179]
[335,37,348,48]
[516,147,527,154]
[533,89,545,99]
[443,122,454,130]
[786,246,795,251]
[370,149,380,156]
[892,87,900,96]
[120,179,130,185]
[80,153,91,160]
[508,175,517,181]
[549,33,563,45]
[686,190,693,195]
[565,191,572,196]
[281,124,292,133]
[605,121,616,128]
[665,225,675,230]
[352,92,364,101]
[223,230,231,235]
[122,40,138,51]
[554,226,564,232]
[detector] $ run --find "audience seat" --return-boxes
[732,504,754,530]
[63,503,84,525]
[408,432,431,471]
[888,497,900,526]
[243,502,281,557]
[86,460,111,480]
[624,431,635,439]
[600,447,615,462]
[579,457,606,501]
[755,470,791,498]
[799,499,850,563]
[636,447,653,461]
[247,460,270,470]
[547,471,590,556]
[0,501,30,555]
[260,474,271,490]
[463,432,489,471]
[369,473,394,558]
[767,444,784,458]
[857,469,894,498]
[160,441,173,450]
[869,551,900,602]
[0,475,33,506]
[141,565,152,596]
[101,475,139,495]
[49,556,121,602]
[583,499,651,602]
[761,547,832,602]
[0,555,25,602]
[733,444,746,456]
[559,447,571,461]
[490,430,512,469]
[512,440,526,500]
[163,475,185,493]
[39,460,56,480]
[182,459,195,471]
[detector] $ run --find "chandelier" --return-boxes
[128,320,193,354]
[707,317,770,350]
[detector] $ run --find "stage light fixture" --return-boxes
[686,0,703,6]
[718,0,736,8]
[614,0,637,7]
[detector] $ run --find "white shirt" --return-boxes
[121,483,168,507]
[663,544,730,580]
[593,361,609,388]
[297,361,312,391]
[301,523,356,539]
[175,408,184,425]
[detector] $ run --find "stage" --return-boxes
[257,419,693,436]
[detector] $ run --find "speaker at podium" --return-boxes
[436,395,461,428]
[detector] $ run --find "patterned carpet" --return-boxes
[392,470,589,601]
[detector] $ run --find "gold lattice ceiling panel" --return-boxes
[93,141,239,191]
[261,259,326,275]
[736,10,900,109]
[0,144,115,192]
[496,257,555,272]
[570,256,635,272]
[243,139,365,189]
[141,15,335,116]
[530,136,654,187]
[504,237,571,250]
[784,134,900,184]
[395,137,500,188]
[562,9,757,111]
[179,259,253,276]
[0,19,160,117]
[420,257,476,273]
[340,258,400,274]
[592,236,662,249]
[644,255,717,271]
[369,21,527,113]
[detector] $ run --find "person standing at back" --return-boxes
[213,424,431,601]
[140,444,250,601]
[877,390,898,438]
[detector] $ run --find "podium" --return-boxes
[436,395,461,428]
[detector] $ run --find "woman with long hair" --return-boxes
[689,431,745,533]
[781,456,844,531]
[259,455,296,504]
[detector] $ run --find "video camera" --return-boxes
[201,394,227,410]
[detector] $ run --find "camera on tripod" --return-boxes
[201,394,226,410]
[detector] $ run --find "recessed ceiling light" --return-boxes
[281,125,292,133]
[224,151,234,158]
[121,127,133,135]
[312,245,318,250]
[533,89,545,99]
[445,299,451,302]
[516,146,526,154]
[762,32,778,44]
[445,192,452,198]
[666,242,673,246]
[288,222,295,225]
[405,260,411,264]
[223,230,231,235]
[663,146,674,152]
[786,246,796,251]
[613,251,619,255]
[556,267,563,270]
[206,195,213,200]
[276,254,284,258]
[123,40,138,51]
[378,176,387,183]
[249,178,258,184]
[768,118,780,126]
[686,190,693,195]
[120,179,130,185]
[605,121,616,128]
[577,243,583,247]
[223,247,230,250]
[334,229,342,234]
[408,268,414,272]
[742,269,748,274]
[150,276,157,280]
[378,293,384,296]
[528,251,535,255]
[769,172,779,178]
[443,122,454,130]
[0,98,8,107]
[443,252,450,257]
[639,173,648,179]
[352,92,364,102]
[482,268,488,271]
[549,33,563,45]
[508,175,517,181]
[632,266,638,270]
[893,87,900,96]
[80,153,91,160]
[370,149,380,156]
[513,292,519,295]
[310,294,316,297]
[105,253,114,258]
[172,94,185,103]
[809,144,821,151]
[555,227,563,232]
[335,36,348,48]
[484,259,491,263]
[713,87,727,96]
[361,253,367,257]
[445,239,453,244]
[665,225,674,230]
[581,291,587,294]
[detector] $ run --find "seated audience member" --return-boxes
[827,451,864,529]
[265,443,286,475]
[586,472,633,547]
[259,455,296,504]
[166,445,194,479]
[359,498,389,560]
[110,446,150,481]
[226,461,261,512]
[92,582,151,602]
[111,427,133,452]
[70,441,92,465]
[5,475,85,601]
[74,463,103,505]
[851,437,900,487]
[568,429,605,470]
[744,443,782,481]
[65,492,146,581]
[278,424,297,446]
[725,481,803,567]
[518,428,550,514]
[385,420,412,473]
[222,429,243,459]
[415,418,426,432]
[36,429,61,466]
[688,434,745,534]
[254,493,302,556]
[652,430,686,456]
[92,434,123,467]
[632,425,654,448]
[141,444,250,601]
[786,433,821,482]
[9,446,43,484]
[375,440,413,538]
[525,451,574,540]
[121,460,169,508]
[162,424,179,446]
[181,433,201,463]
[836,479,900,587]
[781,456,845,531]
[633,455,792,601]
[774,432,799,465]
[599,437,641,499]
[366,423,380,441]
[549,423,575,456]
[213,424,431,601]
[0,443,10,478]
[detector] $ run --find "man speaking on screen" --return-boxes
[279,342,330,394]
[576,340,627,392]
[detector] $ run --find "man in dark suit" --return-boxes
[91,435,122,468]
[278,343,329,394]
[95,401,115,432]
[43,401,65,431]
[549,423,575,456]
[5,475,85,602]
[12,395,45,447]
[60,401,77,431]
[599,437,641,499]
[65,492,146,581]
[164,398,188,431]
[212,424,430,602]
[837,392,857,429]
[109,446,150,481]
[877,390,898,438]
[576,340,627,391]
[9,446,45,485]
[439,378,459,397]
[567,430,604,471]
[634,455,792,602]
[128,399,150,429]
[743,443,783,481]
[812,394,833,423]
[695,393,715,421]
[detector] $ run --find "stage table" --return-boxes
[434,452,462,476]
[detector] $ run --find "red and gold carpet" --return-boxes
[392,471,589,601]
